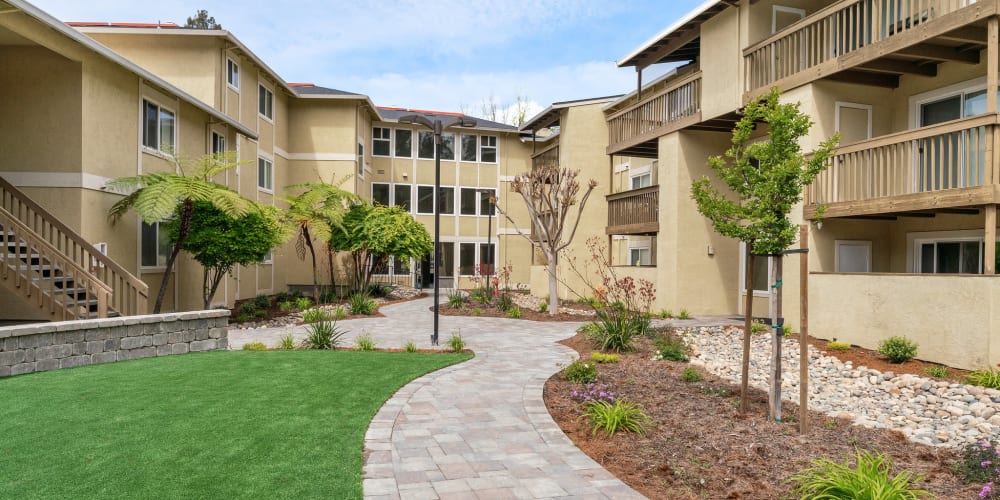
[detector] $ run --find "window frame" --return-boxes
[393,184,412,212]
[141,98,176,155]
[210,131,226,155]
[415,185,455,215]
[627,245,652,267]
[258,83,274,121]
[395,129,413,158]
[417,131,435,159]
[739,242,772,297]
[480,135,498,163]
[226,58,240,90]
[461,134,478,162]
[257,156,274,192]
[371,182,390,206]
[479,242,496,276]
[459,187,479,216]
[459,242,477,276]
[834,240,873,273]
[357,141,365,178]
[140,221,172,270]
[372,127,391,157]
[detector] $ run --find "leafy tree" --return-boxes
[691,88,838,419]
[329,204,432,292]
[495,165,597,315]
[283,177,358,302]
[184,10,221,29]
[166,201,285,309]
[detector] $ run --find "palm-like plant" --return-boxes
[106,151,255,313]
[282,176,358,302]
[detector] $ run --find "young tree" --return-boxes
[106,152,253,313]
[184,10,222,29]
[495,166,596,315]
[283,178,358,302]
[329,204,432,292]
[691,88,838,419]
[167,201,285,309]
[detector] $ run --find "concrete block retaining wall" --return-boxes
[0,310,229,377]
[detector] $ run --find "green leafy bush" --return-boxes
[583,400,650,437]
[238,302,257,316]
[789,449,929,500]
[750,321,769,334]
[278,301,294,312]
[275,291,290,303]
[589,303,649,352]
[957,438,1000,485]
[253,294,271,309]
[653,331,691,362]
[827,340,852,351]
[561,360,598,383]
[301,308,333,324]
[242,342,267,351]
[924,366,949,379]
[496,292,514,313]
[235,314,251,323]
[470,287,491,305]
[676,308,691,320]
[279,334,295,350]
[355,332,376,351]
[681,367,701,382]
[447,333,466,352]
[303,320,346,350]
[782,323,796,337]
[349,293,378,315]
[295,297,313,310]
[447,291,466,308]
[403,341,418,353]
[878,336,918,363]
[967,368,1000,389]
[538,302,548,313]
[507,306,522,319]
[590,352,620,364]
[658,309,674,319]
[253,309,267,318]
[367,284,392,298]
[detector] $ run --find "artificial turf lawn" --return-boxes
[0,350,470,499]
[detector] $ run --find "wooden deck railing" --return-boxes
[0,176,147,316]
[744,0,978,93]
[606,185,659,235]
[606,73,701,154]
[808,113,999,205]
[531,143,559,170]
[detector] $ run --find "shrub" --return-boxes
[253,294,271,309]
[275,291,290,303]
[653,331,691,362]
[676,308,691,320]
[957,438,1000,486]
[349,293,378,315]
[473,308,482,316]
[332,306,347,320]
[878,336,918,363]
[583,400,650,437]
[924,366,949,379]
[279,334,295,350]
[238,302,257,316]
[578,322,602,336]
[570,382,616,404]
[303,320,347,350]
[235,314,251,323]
[447,291,466,309]
[403,341,418,353]
[658,309,674,319]
[496,292,514,313]
[355,332,376,351]
[590,352,620,364]
[367,284,392,298]
[242,342,267,351]
[278,300,295,313]
[470,287,491,305]
[447,332,466,352]
[750,321,769,334]
[681,367,701,382]
[562,360,598,383]
[295,297,313,310]
[253,309,267,318]
[967,368,1000,390]
[789,449,929,500]
[318,289,338,304]
[538,302,548,313]
[302,308,333,324]
[589,302,649,352]
[782,323,796,337]
[827,340,852,351]
[507,306,522,319]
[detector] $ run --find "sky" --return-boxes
[28,0,705,123]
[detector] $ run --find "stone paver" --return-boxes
[231,296,645,499]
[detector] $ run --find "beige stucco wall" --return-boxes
[700,6,742,119]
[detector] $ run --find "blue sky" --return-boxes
[29,0,704,121]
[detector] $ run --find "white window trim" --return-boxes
[261,251,273,265]
[371,182,391,205]
[834,102,873,141]
[394,128,414,158]
[460,133,479,163]
[416,184,456,215]
[614,161,630,173]
[908,229,993,273]
[834,240,873,273]
[455,239,495,277]
[627,239,652,267]
[373,127,392,157]
[357,139,367,179]
[772,5,806,34]
[210,130,226,154]
[739,242,772,297]
[629,164,653,190]
[417,130,436,160]
[258,82,274,123]
[226,58,240,91]
[140,221,171,271]
[393,184,413,213]
[257,155,274,193]
[908,75,991,128]
[458,187,494,217]
[141,97,177,157]
[479,135,499,164]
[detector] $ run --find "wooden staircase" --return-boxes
[0,176,148,320]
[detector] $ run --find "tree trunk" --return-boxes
[327,245,338,300]
[769,255,784,421]
[204,266,226,310]
[740,253,754,414]
[153,199,194,313]
[547,252,559,315]
[303,228,318,303]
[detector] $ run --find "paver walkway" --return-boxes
[230,296,645,499]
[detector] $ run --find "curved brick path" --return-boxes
[230,296,645,499]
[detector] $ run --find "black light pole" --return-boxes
[398,113,476,346]
[479,190,495,291]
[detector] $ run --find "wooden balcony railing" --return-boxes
[607,73,701,155]
[606,185,659,235]
[806,113,1000,217]
[745,0,979,95]
[531,143,559,170]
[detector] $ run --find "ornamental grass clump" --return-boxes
[583,400,651,437]
[447,332,466,352]
[301,308,333,324]
[279,334,296,350]
[967,368,1000,390]
[355,332,376,351]
[447,291,465,309]
[789,449,929,499]
[878,336,918,363]
[349,293,378,315]
[303,320,347,350]
[562,360,598,383]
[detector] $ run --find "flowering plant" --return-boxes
[570,382,616,405]
[958,438,1000,498]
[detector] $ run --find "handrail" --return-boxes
[0,175,148,315]
[1,208,112,319]
[606,72,703,122]
[743,0,862,56]
[833,114,1000,156]
[607,184,660,201]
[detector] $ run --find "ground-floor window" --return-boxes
[141,222,172,268]
[739,243,770,295]
[917,240,982,274]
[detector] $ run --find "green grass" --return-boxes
[0,350,470,499]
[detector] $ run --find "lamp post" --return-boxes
[398,113,477,346]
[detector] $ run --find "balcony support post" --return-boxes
[989,17,999,114]
[987,205,997,275]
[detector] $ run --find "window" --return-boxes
[393,256,411,275]
[740,243,770,294]
[460,188,478,215]
[440,133,455,161]
[438,187,455,214]
[479,243,495,276]
[142,99,175,154]
[258,84,273,120]
[437,242,455,278]
[479,189,495,216]
[257,157,273,191]
[461,134,478,162]
[395,129,412,157]
[417,186,434,214]
[372,183,390,206]
[226,59,239,89]
[373,127,391,156]
[418,131,435,159]
[917,240,983,274]
[261,251,273,265]
[630,172,652,189]
[459,243,477,275]
[357,142,365,176]
[480,135,497,163]
[629,247,651,266]
[835,240,872,272]
[394,184,411,211]
[141,222,172,268]
[211,132,226,155]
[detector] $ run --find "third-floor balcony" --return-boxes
[606,185,659,235]
[745,0,995,101]
[606,73,702,157]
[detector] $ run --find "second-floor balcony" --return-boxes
[745,0,994,100]
[606,73,702,157]
[805,113,1000,219]
[607,185,659,235]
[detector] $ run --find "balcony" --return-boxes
[606,73,702,157]
[744,0,994,100]
[805,113,1000,219]
[531,142,559,170]
[606,185,659,235]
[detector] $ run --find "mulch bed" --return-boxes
[544,332,981,499]
[804,335,973,383]
[436,304,594,322]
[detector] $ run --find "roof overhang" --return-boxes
[4,0,257,139]
[519,95,622,132]
[617,0,731,70]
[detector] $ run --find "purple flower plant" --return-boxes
[570,382,616,405]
